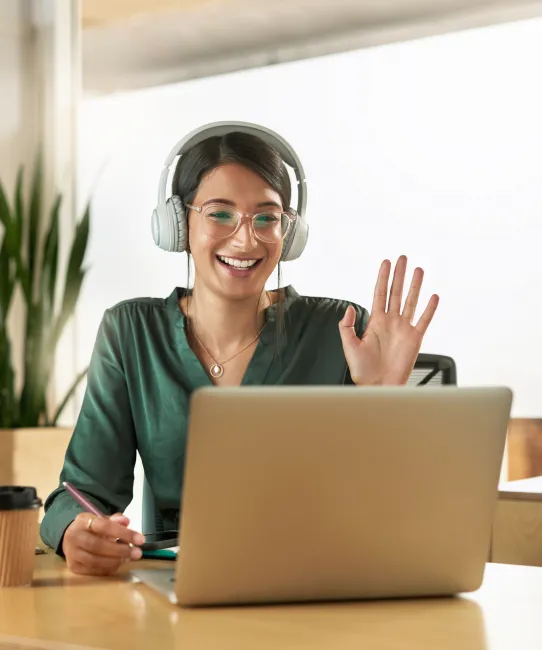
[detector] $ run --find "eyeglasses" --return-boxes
[186,202,295,244]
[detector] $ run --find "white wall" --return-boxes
[76,17,542,528]
[0,1,36,188]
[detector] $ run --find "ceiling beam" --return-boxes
[81,0,216,28]
[82,0,542,94]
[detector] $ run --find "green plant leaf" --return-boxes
[28,196,61,426]
[20,155,47,427]
[52,269,85,351]
[0,174,30,301]
[27,154,43,299]
[0,180,16,325]
[0,177,19,427]
[0,237,14,326]
[1,155,91,428]
[14,166,24,249]
[52,202,90,349]
[18,301,39,426]
[40,194,61,326]
[50,365,89,426]
[0,328,17,428]
[66,202,90,292]
[0,177,14,245]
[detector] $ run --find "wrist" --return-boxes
[59,520,76,558]
[351,376,383,387]
[351,376,404,386]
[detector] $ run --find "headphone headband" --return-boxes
[152,121,309,261]
[163,121,302,171]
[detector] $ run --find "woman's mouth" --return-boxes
[216,255,263,277]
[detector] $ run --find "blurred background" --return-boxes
[2,0,542,527]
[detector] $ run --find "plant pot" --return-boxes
[0,427,73,521]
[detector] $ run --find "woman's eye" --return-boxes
[254,213,280,225]
[209,211,234,221]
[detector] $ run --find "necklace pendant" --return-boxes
[210,363,224,379]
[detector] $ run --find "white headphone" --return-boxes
[151,121,308,262]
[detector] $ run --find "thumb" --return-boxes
[110,513,130,527]
[339,305,359,348]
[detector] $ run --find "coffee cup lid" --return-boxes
[0,486,42,510]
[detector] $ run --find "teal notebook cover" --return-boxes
[141,548,177,560]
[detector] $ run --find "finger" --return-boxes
[402,267,424,322]
[371,259,391,314]
[70,563,119,577]
[74,513,145,547]
[74,548,128,570]
[341,305,356,329]
[110,513,130,526]
[415,294,440,335]
[388,255,407,313]
[76,531,141,560]
[339,306,359,349]
[69,550,126,576]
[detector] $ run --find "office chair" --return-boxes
[142,476,166,535]
[408,353,457,386]
[141,353,458,533]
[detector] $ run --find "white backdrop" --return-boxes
[74,17,542,527]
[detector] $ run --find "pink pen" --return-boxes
[62,481,135,548]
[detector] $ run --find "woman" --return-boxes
[41,125,439,576]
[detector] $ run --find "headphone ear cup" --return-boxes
[151,203,176,252]
[168,195,188,253]
[151,207,165,250]
[281,216,308,262]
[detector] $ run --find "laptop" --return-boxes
[132,385,512,607]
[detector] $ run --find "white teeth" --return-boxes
[218,256,258,269]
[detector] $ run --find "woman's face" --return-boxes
[187,163,284,301]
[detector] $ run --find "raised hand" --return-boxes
[339,255,439,386]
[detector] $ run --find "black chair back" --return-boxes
[408,353,457,386]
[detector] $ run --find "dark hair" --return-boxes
[174,131,291,209]
[174,131,290,357]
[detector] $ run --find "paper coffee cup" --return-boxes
[0,486,42,587]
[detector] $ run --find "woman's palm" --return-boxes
[340,256,439,386]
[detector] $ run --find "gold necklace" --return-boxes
[188,293,269,379]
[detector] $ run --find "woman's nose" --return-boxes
[231,218,258,250]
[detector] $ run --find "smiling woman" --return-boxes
[40,122,439,577]
[179,141,291,297]
[169,128,302,371]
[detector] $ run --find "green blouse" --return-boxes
[40,286,368,553]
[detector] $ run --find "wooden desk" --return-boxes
[492,476,542,566]
[0,555,541,649]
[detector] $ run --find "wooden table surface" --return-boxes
[492,475,542,566]
[0,554,542,649]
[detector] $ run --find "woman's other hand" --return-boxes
[62,512,145,576]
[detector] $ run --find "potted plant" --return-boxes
[0,157,90,513]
